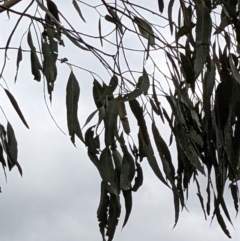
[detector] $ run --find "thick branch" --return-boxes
[0,0,22,13]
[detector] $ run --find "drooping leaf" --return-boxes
[120,155,131,190]
[194,2,212,78]
[46,0,60,22]
[72,0,86,22]
[30,50,42,82]
[97,181,109,241]
[152,121,175,180]
[108,75,118,93]
[0,125,7,153]
[149,98,161,116]
[112,149,122,173]
[167,96,205,175]
[4,89,29,129]
[105,15,115,24]
[104,98,120,146]
[230,183,239,214]
[134,17,155,46]
[132,161,143,192]
[0,142,7,182]
[121,145,135,183]
[177,145,192,191]
[27,30,42,82]
[215,81,232,130]
[101,75,118,101]
[176,22,195,40]
[82,109,98,129]
[229,53,240,84]
[98,105,106,128]
[214,200,232,238]
[180,52,195,92]
[136,68,150,94]
[220,197,234,227]
[105,8,123,35]
[106,192,121,241]
[152,121,180,225]
[62,29,89,51]
[158,0,164,13]
[122,87,141,102]
[107,7,123,35]
[195,2,212,47]
[0,143,6,167]
[195,177,207,220]
[0,125,7,181]
[166,52,180,81]
[99,147,115,183]
[206,178,211,215]
[66,71,84,144]
[98,17,103,47]
[105,183,121,241]
[123,72,149,102]
[129,99,149,145]
[122,189,132,229]
[168,0,175,34]
[85,126,99,155]
[194,44,209,79]
[118,101,130,135]
[176,125,205,175]
[42,37,58,99]
[14,45,22,82]
[93,79,105,108]
[152,82,164,122]
[203,61,215,129]
[224,117,238,178]
[146,141,169,188]
[6,122,22,176]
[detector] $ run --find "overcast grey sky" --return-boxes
[0,1,240,241]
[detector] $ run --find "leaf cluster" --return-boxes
[2,0,240,240]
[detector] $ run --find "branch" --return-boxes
[0,0,22,13]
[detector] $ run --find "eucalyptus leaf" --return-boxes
[122,189,132,229]
[66,71,84,144]
[136,68,150,94]
[229,53,240,84]
[158,0,164,13]
[132,162,143,192]
[99,147,115,183]
[134,17,155,46]
[120,155,130,190]
[118,101,130,134]
[4,89,29,129]
[104,98,120,146]
[72,0,86,22]
[14,45,22,82]
[6,122,22,176]
[97,181,109,241]
[98,17,103,46]
[107,7,123,34]
[28,30,42,81]
[82,109,98,128]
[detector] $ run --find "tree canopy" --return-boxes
[1,0,240,240]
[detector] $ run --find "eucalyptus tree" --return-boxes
[0,0,240,240]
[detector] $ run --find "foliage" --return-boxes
[1,0,240,240]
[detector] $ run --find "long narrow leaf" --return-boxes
[72,0,86,22]
[4,89,29,129]
[66,71,84,144]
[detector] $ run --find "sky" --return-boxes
[0,1,240,241]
